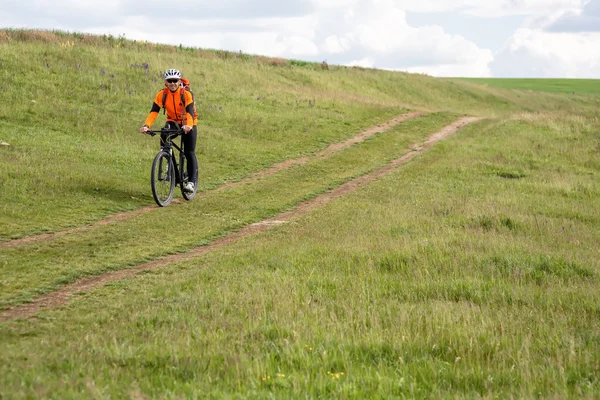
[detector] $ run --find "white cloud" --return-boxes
[0,0,598,77]
[323,34,353,53]
[312,0,493,76]
[281,35,321,56]
[309,0,362,9]
[346,57,376,68]
[462,0,583,17]
[404,57,493,77]
[491,28,600,77]
[363,0,584,16]
[545,0,600,31]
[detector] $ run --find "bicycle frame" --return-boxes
[148,128,186,185]
[147,124,197,206]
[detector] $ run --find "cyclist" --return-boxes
[140,68,198,193]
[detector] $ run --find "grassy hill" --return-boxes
[1,29,599,398]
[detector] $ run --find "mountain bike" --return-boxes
[146,125,198,207]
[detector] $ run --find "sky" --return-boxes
[1,0,600,78]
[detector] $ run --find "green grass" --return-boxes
[454,78,600,96]
[0,112,459,307]
[2,115,599,398]
[1,29,600,398]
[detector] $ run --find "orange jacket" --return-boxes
[144,87,195,127]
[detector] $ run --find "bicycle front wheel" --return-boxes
[151,151,175,207]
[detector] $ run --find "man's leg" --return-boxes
[183,125,198,184]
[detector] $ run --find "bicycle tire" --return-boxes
[180,152,198,201]
[151,151,175,207]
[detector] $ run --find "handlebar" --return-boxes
[145,128,183,137]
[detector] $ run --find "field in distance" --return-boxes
[454,77,600,96]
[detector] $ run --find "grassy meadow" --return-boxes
[1,29,600,398]
[456,77,600,96]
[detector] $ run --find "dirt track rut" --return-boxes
[0,116,481,323]
[1,112,423,250]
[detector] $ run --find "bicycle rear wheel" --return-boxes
[151,151,175,207]
[180,153,198,201]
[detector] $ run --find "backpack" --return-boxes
[161,78,198,123]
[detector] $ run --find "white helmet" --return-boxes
[164,69,181,80]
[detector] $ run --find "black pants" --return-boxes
[161,122,198,184]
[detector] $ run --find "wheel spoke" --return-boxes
[151,152,175,206]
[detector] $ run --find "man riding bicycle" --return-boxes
[140,68,198,193]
